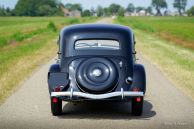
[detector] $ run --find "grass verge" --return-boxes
[0,32,57,103]
[0,17,99,104]
[115,18,194,100]
[116,17,194,50]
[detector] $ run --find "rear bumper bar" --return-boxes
[51,88,144,100]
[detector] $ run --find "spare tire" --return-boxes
[76,58,118,94]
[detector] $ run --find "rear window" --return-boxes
[75,39,120,50]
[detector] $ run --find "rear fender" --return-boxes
[48,64,69,93]
[131,64,146,93]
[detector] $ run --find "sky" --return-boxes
[0,0,194,11]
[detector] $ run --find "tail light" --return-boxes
[136,97,141,102]
[52,97,58,103]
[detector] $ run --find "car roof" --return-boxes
[60,24,134,57]
[61,23,133,35]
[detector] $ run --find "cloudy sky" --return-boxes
[0,0,194,11]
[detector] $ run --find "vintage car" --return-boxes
[48,24,146,116]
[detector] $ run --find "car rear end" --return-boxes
[47,24,146,116]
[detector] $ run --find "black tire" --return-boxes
[131,97,143,116]
[51,97,62,116]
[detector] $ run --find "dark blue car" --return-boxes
[48,24,146,116]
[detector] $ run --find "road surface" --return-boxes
[0,18,194,129]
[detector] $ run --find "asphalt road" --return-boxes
[0,18,194,129]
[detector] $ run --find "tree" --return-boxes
[152,0,167,16]
[64,3,73,10]
[64,3,82,12]
[126,3,135,13]
[82,9,91,17]
[0,6,15,16]
[38,5,53,16]
[71,4,82,12]
[173,0,187,15]
[15,0,35,16]
[146,6,153,14]
[187,6,194,16]
[103,7,111,16]
[0,6,5,16]
[108,3,121,15]
[14,0,61,16]
[96,6,103,17]
[118,7,125,16]
[90,7,96,16]
[135,7,145,13]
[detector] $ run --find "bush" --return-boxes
[69,18,79,24]
[0,37,8,47]
[47,21,57,32]
[187,6,194,16]
[11,32,25,41]
[82,10,91,17]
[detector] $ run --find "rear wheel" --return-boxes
[131,97,143,116]
[51,97,62,116]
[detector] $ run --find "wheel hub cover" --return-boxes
[92,68,102,77]
[76,58,118,93]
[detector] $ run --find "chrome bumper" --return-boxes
[51,88,144,100]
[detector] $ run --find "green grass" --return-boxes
[116,17,194,49]
[0,17,98,103]
[116,17,194,100]
[0,17,97,47]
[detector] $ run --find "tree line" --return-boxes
[0,0,194,16]
[0,0,63,16]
